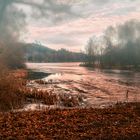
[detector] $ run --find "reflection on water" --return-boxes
[26,62,140,108]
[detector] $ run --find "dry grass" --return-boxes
[23,87,85,107]
[0,68,27,111]
[0,67,85,111]
[23,88,58,105]
[0,103,140,139]
[0,67,140,139]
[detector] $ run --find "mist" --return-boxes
[85,19,140,69]
[0,0,76,69]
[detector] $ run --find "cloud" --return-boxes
[22,0,140,51]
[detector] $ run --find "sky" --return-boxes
[22,0,140,52]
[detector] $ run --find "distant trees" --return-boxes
[24,43,85,63]
[84,20,140,70]
[0,0,72,69]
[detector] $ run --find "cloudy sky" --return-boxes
[22,0,140,52]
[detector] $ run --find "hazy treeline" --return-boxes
[24,43,85,62]
[84,20,140,70]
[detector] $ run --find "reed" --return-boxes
[0,67,26,111]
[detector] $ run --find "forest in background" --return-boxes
[84,20,140,70]
[24,43,85,63]
[23,20,140,70]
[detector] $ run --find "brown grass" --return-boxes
[0,68,27,111]
[23,87,85,107]
[0,103,140,139]
[0,67,140,139]
[23,88,58,105]
[0,67,84,111]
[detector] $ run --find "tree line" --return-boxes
[84,20,140,70]
[24,43,86,63]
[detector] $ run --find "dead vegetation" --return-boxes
[0,103,140,139]
[0,68,140,139]
[0,67,27,111]
[0,68,85,112]
[23,87,85,108]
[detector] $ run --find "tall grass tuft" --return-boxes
[0,65,26,111]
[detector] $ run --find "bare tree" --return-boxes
[84,20,140,69]
[85,38,95,66]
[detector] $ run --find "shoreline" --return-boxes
[0,69,140,139]
[1,68,140,110]
[27,70,52,80]
[80,63,140,72]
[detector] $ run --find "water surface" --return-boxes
[26,62,140,108]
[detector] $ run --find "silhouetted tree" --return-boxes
[84,20,140,70]
[85,38,95,66]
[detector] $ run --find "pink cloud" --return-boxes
[25,2,140,52]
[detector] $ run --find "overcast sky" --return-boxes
[22,0,140,52]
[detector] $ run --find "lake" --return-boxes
[26,62,140,108]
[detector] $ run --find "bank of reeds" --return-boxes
[0,67,85,112]
[23,87,85,108]
[0,67,27,111]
